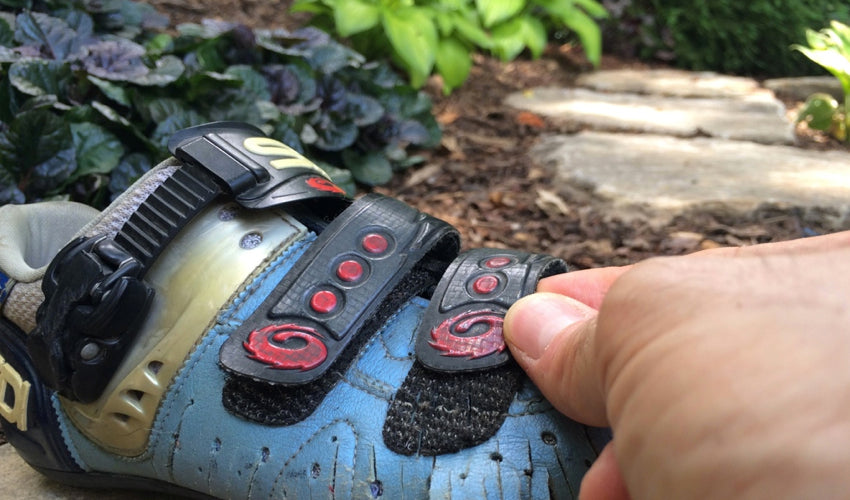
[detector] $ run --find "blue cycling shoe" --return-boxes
[0,122,608,499]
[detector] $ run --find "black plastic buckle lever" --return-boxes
[28,236,154,403]
[167,121,349,210]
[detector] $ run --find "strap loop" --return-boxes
[168,121,349,210]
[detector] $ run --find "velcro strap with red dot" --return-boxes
[220,194,459,385]
[415,249,567,373]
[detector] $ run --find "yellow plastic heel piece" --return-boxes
[0,353,31,431]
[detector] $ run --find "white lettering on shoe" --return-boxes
[0,354,31,431]
[243,137,330,179]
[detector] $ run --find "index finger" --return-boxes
[537,266,631,310]
[540,231,850,309]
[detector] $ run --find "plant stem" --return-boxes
[845,93,850,142]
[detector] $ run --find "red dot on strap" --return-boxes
[336,260,364,282]
[362,233,388,254]
[473,275,500,295]
[310,290,338,314]
[485,257,512,269]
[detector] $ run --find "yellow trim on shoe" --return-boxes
[0,352,31,431]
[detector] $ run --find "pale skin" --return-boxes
[503,231,850,499]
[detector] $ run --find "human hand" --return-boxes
[504,232,850,499]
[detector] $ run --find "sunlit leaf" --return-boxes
[561,7,602,65]
[490,17,525,61]
[382,7,437,85]
[572,0,609,18]
[522,15,547,59]
[794,45,850,96]
[476,0,524,28]
[334,0,380,36]
[435,37,471,93]
[451,12,492,48]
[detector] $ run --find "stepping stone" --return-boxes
[576,69,761,98]
[531,131,850,222]
[0,445,169,499]
[506,87,795,144]
[763,76,843,101]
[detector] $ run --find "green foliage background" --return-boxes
[0,0,441,208]
[293,0,607,93]
[794,20,850,141]
[602,0,850,77]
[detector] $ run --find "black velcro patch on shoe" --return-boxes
[382,362,522,456]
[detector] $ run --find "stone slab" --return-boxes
[0,444,177,499]
[575,69,762,98]
[506,87,795,144]
[763,76,843,102]
[531,131,850,218]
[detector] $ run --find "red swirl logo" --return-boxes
[244,324,327,371]
[306,177,345,194]
[429,310,505,359]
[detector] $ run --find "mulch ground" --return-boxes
[377,50,849,268]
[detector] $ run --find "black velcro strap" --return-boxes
[222,266,437,426]
[415,249,566,372]
[219,194,460,386]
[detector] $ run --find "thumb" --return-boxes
[504,292,608,426]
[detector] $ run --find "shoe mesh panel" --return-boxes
[1,282,44,333]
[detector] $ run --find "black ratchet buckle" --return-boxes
[28,235,154,403]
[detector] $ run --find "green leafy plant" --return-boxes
[0,1,440,207]
[794,20,850,142]
[601,0,850,77]
[291,0,607,93]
